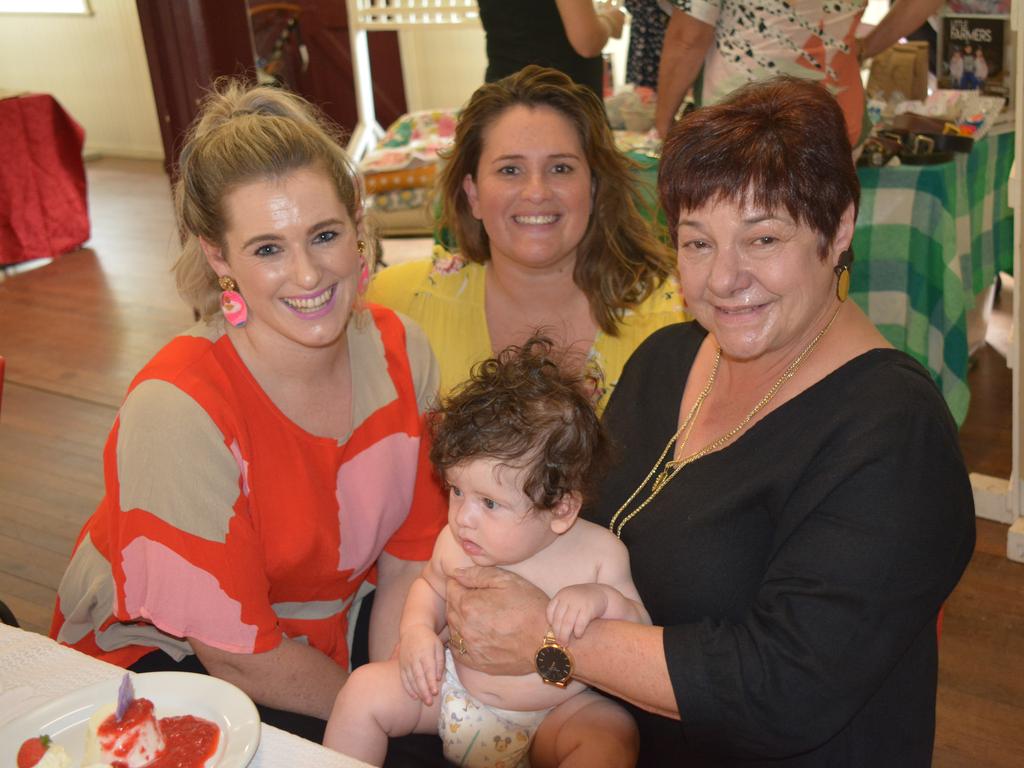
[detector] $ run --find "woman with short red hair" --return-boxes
[445,76,975,766]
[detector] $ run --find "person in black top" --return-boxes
[444,75,976,766]
[478,0,625,99]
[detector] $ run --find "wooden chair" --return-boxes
[0,355,4,416]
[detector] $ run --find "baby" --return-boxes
[324,337,650,767]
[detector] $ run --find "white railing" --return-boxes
[346,0,481,160]
[351,0,480,29]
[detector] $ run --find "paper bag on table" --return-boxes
[867,41,929,102]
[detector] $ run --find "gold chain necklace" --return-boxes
[609,306,842,538]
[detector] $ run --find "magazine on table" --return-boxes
[937,13,1012,103]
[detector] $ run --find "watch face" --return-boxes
[536,645,572,683]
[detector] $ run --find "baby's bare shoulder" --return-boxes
[569,518,629,558]
[536,519,631,586]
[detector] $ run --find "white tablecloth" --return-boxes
[0,624,371,768]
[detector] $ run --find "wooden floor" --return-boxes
[1,158,1021,763]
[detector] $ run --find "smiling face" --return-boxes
[203,166,361,353]
[445,457,571,567]
[676,196,853,364]
[462,104,593,272]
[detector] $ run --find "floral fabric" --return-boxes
[366,250,688,415]
[670,0,868,144]
[360,109,458,176]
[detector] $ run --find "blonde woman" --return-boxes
[51,79,446,741]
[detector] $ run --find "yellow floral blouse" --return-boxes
[367,249,689,414]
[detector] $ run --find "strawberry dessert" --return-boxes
[16,735,72,768]
[81,675,220,768]
[83,697,166,768]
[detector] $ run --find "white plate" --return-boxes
[0,671,259,767]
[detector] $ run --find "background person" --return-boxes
[50,79,447,741]
[478,0,626,99]
[444,76,975,766]
[949,46,964,87]
[960,44,979,89]
[653,0,943,143]
[623,0,672,90]
[368,66,686,416]
[974,47,989,86]
[325,337,649,767]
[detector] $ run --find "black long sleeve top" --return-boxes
[585,322,976,766]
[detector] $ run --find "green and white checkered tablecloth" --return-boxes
[629,129,1014,424]
[852,129,1015,425]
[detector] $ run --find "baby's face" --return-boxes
[445,458,559,567]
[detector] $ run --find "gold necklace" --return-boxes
[609,306,842,538]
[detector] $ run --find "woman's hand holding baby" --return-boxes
[398,624,444,705]
[447,566,549,676]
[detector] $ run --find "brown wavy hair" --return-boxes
[436,65,675,335]
[429,335,609,511]
[659,75,860,258]
[173,78,370,320]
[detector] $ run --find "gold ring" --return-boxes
[451,629,468,655]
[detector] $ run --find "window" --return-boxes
[0,1,91,14]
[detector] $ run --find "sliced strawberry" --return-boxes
[16,735,52,768]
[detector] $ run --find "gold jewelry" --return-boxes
[836,268,850,302]
[535,631,574,687]
[834,248,854,303]
[450,628,468,656]
[218,275,238,292]
[609,305,843,538]
[357,239,366,255]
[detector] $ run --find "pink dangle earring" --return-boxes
[218,275,248,327]
[357,240,370,293]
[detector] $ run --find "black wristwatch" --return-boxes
[535,631,574,687]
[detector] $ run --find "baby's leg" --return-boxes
[323,659,440,766]
[529,689,639,768]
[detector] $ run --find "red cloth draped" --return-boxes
[0,94,89,266]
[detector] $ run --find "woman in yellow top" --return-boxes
[368,66,686,413]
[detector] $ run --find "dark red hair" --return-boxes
[659,75,860,257]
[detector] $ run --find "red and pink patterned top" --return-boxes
[51,306,446,671]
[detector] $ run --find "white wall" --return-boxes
[0,0,162,159]
[398,26,488,112]
[397,20,631,112]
